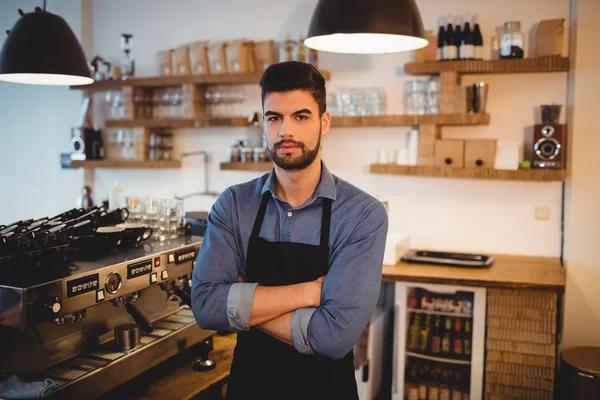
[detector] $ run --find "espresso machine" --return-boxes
[0,208,212,399]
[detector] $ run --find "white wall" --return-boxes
[87,0,569,257]
[0,0,85,223]
[561,0,600,350]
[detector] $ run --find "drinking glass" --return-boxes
[125,196,145,223]
[158,199,184,239]
[142,197,161,229]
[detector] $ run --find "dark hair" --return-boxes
[260,61,326,115]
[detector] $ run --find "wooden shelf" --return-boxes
[70,160,182,169]
[220,162,272,171]
[71,70,331,91]
[369,164,565,182]
[105,117,250,129]
[404,56,569,75]
[332,113,489,126]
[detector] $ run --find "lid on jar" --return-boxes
[503,21,521,30]
[241,147,253,153]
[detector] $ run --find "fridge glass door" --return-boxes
[393,282,486,400]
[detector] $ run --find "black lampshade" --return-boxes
[0,10,92,86]
[305,0,428,54]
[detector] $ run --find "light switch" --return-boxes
[161,270,169,281]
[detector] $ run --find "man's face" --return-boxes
[263,90,330,171]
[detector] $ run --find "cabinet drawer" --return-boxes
[465,140,497,168]
[434,140,465,168]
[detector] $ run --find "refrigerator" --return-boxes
[392,282,486,400]
[355,308,391,400]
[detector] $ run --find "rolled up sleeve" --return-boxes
[192,189,256,332]
[307,201,388,359]
[291,307,317,354]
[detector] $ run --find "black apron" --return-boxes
[226,191,358,400]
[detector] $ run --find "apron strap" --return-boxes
[251,191,271,240]
[320,198,332,248]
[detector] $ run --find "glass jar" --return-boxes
[500,21,524,59]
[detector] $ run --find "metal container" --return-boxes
[114,323,141,352]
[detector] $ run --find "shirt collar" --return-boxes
[261,161,337,201]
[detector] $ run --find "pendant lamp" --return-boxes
[0,4,93,86]
[305,0,428,54]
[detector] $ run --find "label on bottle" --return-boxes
[428,387,440,400]
[500,34,511,57]
[431,336,441,354]
[459,44,474,59]
[408,387,419,400]
[442,337,450,353]
[474,45,484,60]
[436,48,442,61]
[464,338,471,356]
[454,338,463,355]
[452,390,463,400]
[443,45,458,60]
[419,384,428,399]
[440,388,451,400]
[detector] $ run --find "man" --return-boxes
[192,61,388,399]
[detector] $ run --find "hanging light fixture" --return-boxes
[305,0,428,54]
[0,2,93,86]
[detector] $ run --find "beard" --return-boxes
[268,125,321,172]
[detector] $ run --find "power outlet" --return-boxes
[535,206,551,221]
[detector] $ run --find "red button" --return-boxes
[154,258,161,268]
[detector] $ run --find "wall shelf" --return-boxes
[70,70,331,91]
[332,113,489,127]
[220,162,272,171]
[70,160,182,169]
[105,117,250,129]
[404,56,569,75]
[369,164,565,182]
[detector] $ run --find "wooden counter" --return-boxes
[101,333,237,400]
[382,254,565,292]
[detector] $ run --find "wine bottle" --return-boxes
[453,318,463,357]
[460,13,474,60]
[454,16,463,60]
[441,317,452,355]
[428,366,441,400]
[436,17,445,61]
[463,319,472,358]
[406,363,419,400]
[473,14,483,60]
[443,16,457,60]
[408,313,421,351]
[419,314,431,354]
[418,363,429,400]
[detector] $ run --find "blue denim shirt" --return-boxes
[191,162,388,359]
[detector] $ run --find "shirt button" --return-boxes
[287,211,293,217]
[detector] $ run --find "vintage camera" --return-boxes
[71,128,104,161]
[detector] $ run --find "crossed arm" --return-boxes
[191,189,388,359]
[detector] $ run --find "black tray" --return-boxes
[401,250,494,268]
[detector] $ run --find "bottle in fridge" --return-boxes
[392,283,485,400]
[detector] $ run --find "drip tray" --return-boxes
[35,307,212,399]
[401,250,494,268]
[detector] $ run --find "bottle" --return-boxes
[462,372,471,400]
[463,319,472,358]
[408,313,421,351]
[441,317,452,355]
[108,180,125,209]
[419,314,431,353]
[500,21,524,59]
[442,16,457,60]
[453,318,463,357]
[120,34,135,79]
[428,366,441,400]
[451,369,463,400]
[460,13,474,60]
[472,15,483,60]
[406,363,419,400]
[436,16,446,61]
[293,35,307,62]
[418,363,429,400]
[439,369,451,400]
[454,16,463,60]
[431,315,442,355]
